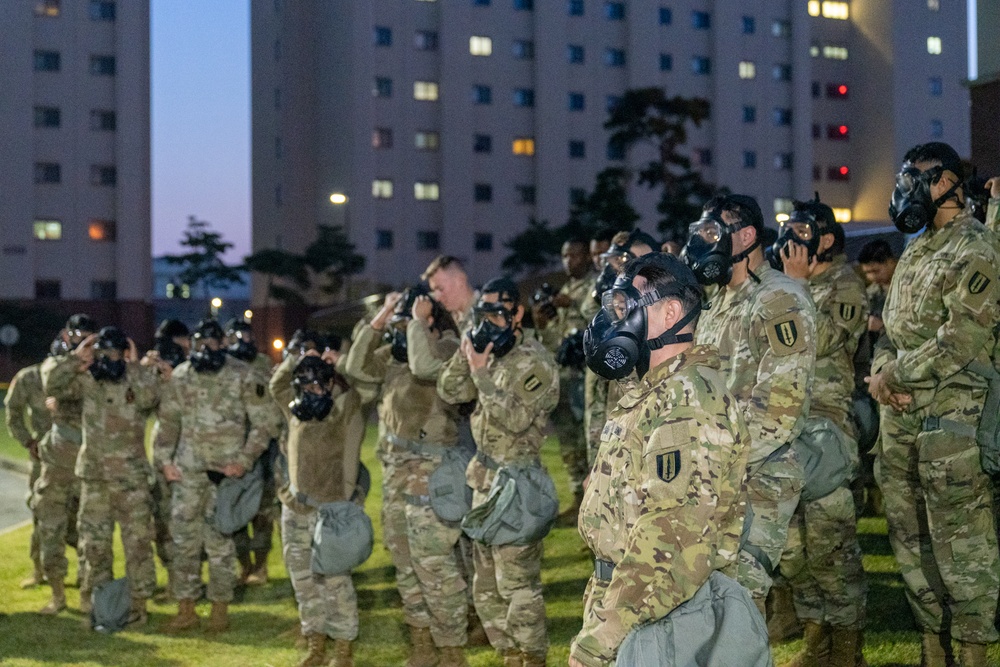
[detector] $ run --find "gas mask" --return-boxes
[468,301,517,358]
[383,317,409,363]
[382,284,436,364]
[889,163,962,234]
[153,337,187,368]
[681,208,758,286]
[592,246,635,303]
[226,335,258,362]
[770,217,819,272]
[90,353,126,382]
[89,327,129,382]
[290,356,335,421]
[190,320,227,373]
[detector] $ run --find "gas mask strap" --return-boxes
[646,304,701,351]
[933,177,963,210]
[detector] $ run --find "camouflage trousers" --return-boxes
[150,468,173,567]
[876,395,999,643]
[737,447,804,599]
[169,474,237,603]
[28,458,42,573]
[472,540,548,657]
[281,504,358,640]
[553,372,588,500]
[583,370,609,467]
[780,486,867,626]
[30,463,82,583]
[78,477,156,600]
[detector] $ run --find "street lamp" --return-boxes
[244,309,253,321]
[211,297,222,317]
[329,193,348,205]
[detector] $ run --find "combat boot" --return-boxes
[501,650,522,667]
[920,631,956,667]
[438,646,468,667]
[467,610,490,647]
[521,651,547,667]
[827,625,862,667]
[767,583,803,643]
[205,601,229,633]
[297,633,326,667]
[245,563,269,586]
[329,639,354,667]
[127,598,148,627]
[957,641,989,667]
[779,621,831,667]
[163,598,199,633]
[406,625,439,667]
[19,567,45,589]
[38,579,66,615]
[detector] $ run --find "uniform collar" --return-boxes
[619,345,720,409]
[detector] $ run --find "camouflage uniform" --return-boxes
[780,256,868,628]
[342,320,468,648]
[5,363,53,580]
[570,345,751,666]
[152,356,281,604]
[986,197,1000,561]
[270,355,366,641]
[438,334,559,660]
[873,208,1000,644]
[695,261,816,600]
[44,355,162,602]
[537,272,596,499]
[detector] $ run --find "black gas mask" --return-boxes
[771,215,820,272]
[593,246,634,303]
[889,163,963,234]
[382,285,436,364]
[189,320,228,373]
[681,206,761,287]
[468,300,517,358]
[225,318,258,362]
[90,327,128,382]
[290,356,335,421]
[154,337,187,368]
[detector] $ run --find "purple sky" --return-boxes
[151,0,250,262]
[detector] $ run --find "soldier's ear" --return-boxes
[512,305,525,326]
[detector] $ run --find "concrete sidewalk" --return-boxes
[0,464,31,533]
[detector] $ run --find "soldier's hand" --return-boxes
[303,348,321,358]
[125,338,139,363]
[73,333,99,368]
[781,243,815,280]
[45,396,57,413]
[887,392,912,411]
[372,291,403,330]
[155,360,174,381]
[412,295,434,323]
[140,350,160,366]
[867,315,884,333]
[466,341,492,370]
[162,463,182,482]
[321,348,341,365]
[986,176,1000,198]
[221,463,246,478]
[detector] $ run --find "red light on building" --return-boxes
[838,85,848,95]
[839,165,849,175]
[839,125,848,135]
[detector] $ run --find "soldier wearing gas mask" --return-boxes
[681,194,817,616]
[44,326,162,628]
[151,319,190,369]
[867,143,1000,667]
[225,317,272,375]
[36,313,98,615]
[154,319,282,634]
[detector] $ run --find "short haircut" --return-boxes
[563,236,589,248]
[858,239,896,264]
[903,142,964,179]
[481,276,521,307]
[627,254,703,330]
[705,193,764,234]
[421,255,466,282]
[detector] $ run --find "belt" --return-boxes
[594,558,616,582]
[922,416,977,439]
[403,493,432,507]
[386,434,449,457]
[475,451,540,471]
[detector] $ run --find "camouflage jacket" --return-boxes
[988,197,999,233]
[44,355,161,480]
[248,353,273,377]
[5,363,52,447]
[39,355,86,469]
[695,262,816,465]
[866,283,887,320]
[571,345,751,666]
[438,334,559,495]
[152,356,281,473]
[873,209,1000,405]
[538,271,597,352]
[806,256,868,435]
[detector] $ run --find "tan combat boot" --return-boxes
[38,579,66,615]
[521,651,547,667]
[128,598,148,627]
[329,639,354,667]
[779,621,831,667]
[827,625,863,667]
[467,610,491,647]
[501,650,522,667]
[406,625,439,667]
[767,583,803,642]
[163,598,199,633]
[245,563,269,586]
[20,567,45,589]
[438,646,468,667]
[298,633,326,667]
[957,642,989,667]
[920,631,955,667]
[205,601,229,633]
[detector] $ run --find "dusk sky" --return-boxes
[151,1,250,261]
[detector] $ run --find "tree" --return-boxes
[500,219,562,275]
[567,167,640,234]
[162,216,245,299]
[605,87,719,243]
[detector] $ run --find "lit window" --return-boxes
[474,134,492,153]
[808,1,820,16]
[832,208,852,222]
[90,165,117,186]
[691,56,711,75]
[474,183,493,202]
[34,106,60,128]
[415,31,439,50]
[414,81,439,101]
[568,44,584,63]
[823,45,848,60]
[90,55,116,76]
[809,45,820,57]
[569,140,586,159]
[414,182,440,200]
[35,0,60,17]
[88,219,115,241]
[928,0,939,9]
[417,231,440,250]
[512,137,535,155]
[739,61,756,79]
[35,162,61,184]
[372,179,394,198]
[91,279,117,300]
[376,230,394,249]
[373,127,393,149]
[472,85,492,104]
[604,49,626,67]
[470,36,492,56]
[568,92,585,111]
[374,26,393,46]
[513,88,535,107]
[512,40,534,59]
[474,233,493,252]
[743,151,757,169]
[415,131,439,150]
[927,37,942,55]
[821,2,849,19]
[33,220,62,240]
[659,53,673,71]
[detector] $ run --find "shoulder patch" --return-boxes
[523,374,542,392]
[656,450,681,483]
[764,314,808,355]
[960,256,997,313]
[833,302,859,325]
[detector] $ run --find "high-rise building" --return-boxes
[0,0,151,312]
[969,0,1000,175]
[251,0,969,294]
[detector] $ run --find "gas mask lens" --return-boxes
[601,288,639,324]
[599,250,634,272]
[688,218,724,244]
[895,165,921,196]
[781,221,814,242]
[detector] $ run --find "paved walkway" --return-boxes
[0,466,31,534]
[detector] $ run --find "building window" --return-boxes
[568,92,585,111]
[773,64,792,81]
[742,106,756,123]
[88,219,116,241]
[812,81,822,97]
[812,123,821,139]
[89,1,115,20]
[813,165,822,181]
[35,280,61,299]
[743,151,757,169]
[692,10,711,29]
[607,140,625,160]
[742,16,755,33]
[33,220,62,240]
[415,131,440,151]
[827,124,850,140]
[414,31,439,50]
[772,20,790,37]
[568,44,585,64]
[373,127,393,149]
[34,162,61,184]
[512,137,535,155]
[90,165,117,186]
[513,88,535,107]
[35,0,60,17]
[88,109,116,131]
[474,183,493,202]
[514,0,533,9]
[90,55,115,75]
[774,198,794,217]
[927,37,942,55]
[604,49,626,67]
[659,6,672,24]
[34,106,61,128]
[414,81,439,101]
[417,231,441,250]
[832,208,852,223]
[774,153,793,170]
[372,179,394,198]
[823,45,848,59]
[568,0,584,15]
[374,26,393,46]
[739,61,756,79]
[822,1,849,19]
[374,77,393,97]
[773,108,792,126]
[415,182,440,200]
[810,45,820,57]
[930,119,943,138]
[827,83,849,98]
[473,0,490,5]
[929,77,942,96]
[569,140,586,158]
[691,56,711,75]
[516,185,536,204]
[474,134,493,153]
[472,85,492,104]
[470,36,493,56]
[605,2,625,19]
[659,53,673,71]
[91,281,117,300]
[376,230,394,249]
[928,0,940,9]
[606,95,621,112]
[512,40,534,59]
[34,50,60,72]
[475,233,494,251]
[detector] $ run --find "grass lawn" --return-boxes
[0,425,998,666]
[0,396,32,465]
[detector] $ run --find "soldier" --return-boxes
[35,313,98,614]
[271,351,366,667]
[154,319,281,634]
[681,194,816,612]
[867,143,1000,667]
[857,239,897,339]
[772,198,869,663]
[43,327,165,627]
[533,238,596,522]
[423,256,478,332]
[570,253,751,667]
[985,176,1000,568]
[589,227,615,272]
[343,286,469,667]
[438,277,559,667]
